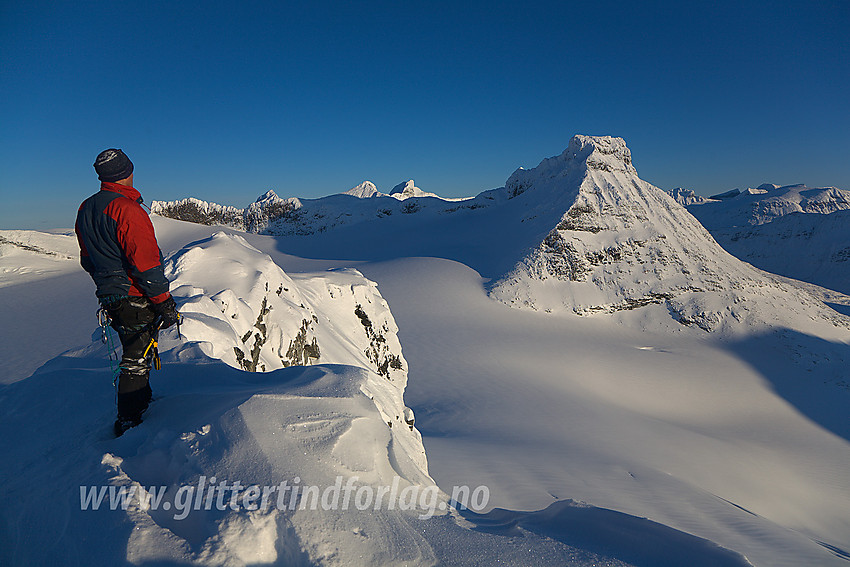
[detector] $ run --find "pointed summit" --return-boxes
[505,135,636,198]
[255,189,280,203]
[490,135,845,334]
[387,180,441,200]
[344,181,381,198]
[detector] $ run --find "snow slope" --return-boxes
[2,135,849,565]
[0,229,78,286]
[0,221,756,566]
[0,229,99,383]
[703,210,850,296]
[359,256,850,567]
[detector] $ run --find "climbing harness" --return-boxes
[98,304,183,383]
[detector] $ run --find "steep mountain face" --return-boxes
[488,136,848,335]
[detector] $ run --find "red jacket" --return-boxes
[75,182,171,303]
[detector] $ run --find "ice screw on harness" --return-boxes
[142,317,164,371]
[98,306,121,381]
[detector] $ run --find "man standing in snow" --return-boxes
[75,149,180,437]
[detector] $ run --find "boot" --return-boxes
[114,415,143,437]
[114,383,153,437]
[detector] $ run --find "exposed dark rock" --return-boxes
[284,318,321,367]
[355,303,403,380]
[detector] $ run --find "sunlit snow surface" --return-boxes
[2,135,849,566]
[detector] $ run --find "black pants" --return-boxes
[106,297,157,419]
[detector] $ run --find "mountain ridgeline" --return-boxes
[151,135,850,335]
[667,183,850,295]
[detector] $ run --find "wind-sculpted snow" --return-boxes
[162,231,423,467]
[0,225,755,567]
[0,229,447,566]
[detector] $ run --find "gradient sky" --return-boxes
[2,0,848,229]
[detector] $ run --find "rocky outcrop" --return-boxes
[152,191,301,233]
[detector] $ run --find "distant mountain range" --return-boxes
[669,184,850,295]
[151,179,462,236]
[152,136,848,336]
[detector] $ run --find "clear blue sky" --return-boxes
[1,0,848,229]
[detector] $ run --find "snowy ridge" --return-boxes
[669,184,850,296]
[0,229,451,566]
[489,136,850,335]
[151,136,848,336]
[151,191,303,233]
[683,183,850,230]
[162,231,425,469]
[152,180,472,236]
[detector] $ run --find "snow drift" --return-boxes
[0,229,444,566]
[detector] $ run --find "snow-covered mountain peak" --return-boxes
[566,134,635,174]
[505,135,636,199]
[387,179,441,200]
[344,180,380,198]
[254,188,281,203]
[390,180,417,195]
[491,138,849,335]
[668,187,710,206]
